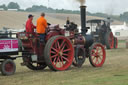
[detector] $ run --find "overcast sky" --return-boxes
[0,0,128,15]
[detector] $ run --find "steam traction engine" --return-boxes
[17,6,106,71]
[87,19,118,49]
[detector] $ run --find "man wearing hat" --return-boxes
[25,14,36,34]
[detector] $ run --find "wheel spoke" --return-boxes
[60,40,66,49]
[57,40,60,49]
[53,57,57,63]
[51,47,59,53]
[61,44,66,51]
[99,53,103,57]
[60,56,64,65]
[63,53,69,56]
[97,50,103,56]
[92,56,96,61]
[58,57,62,67]
[62,56,69,62]
[55,57,59,66]
[51,54,58,58]
[98,56,102,61]
[51,51,56,54]
[95,58,98,64]
[63,48,71,52]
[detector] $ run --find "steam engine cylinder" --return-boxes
[73,35,93,48]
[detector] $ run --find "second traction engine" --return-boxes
[17,5,106,71]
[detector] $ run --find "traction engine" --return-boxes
[17,6,106,71]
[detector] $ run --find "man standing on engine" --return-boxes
[26,14,36,34]
[36,13,48,43]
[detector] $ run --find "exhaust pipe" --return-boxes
[80,6,87,34]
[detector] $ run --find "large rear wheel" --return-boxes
[89,43,106,67]
[44,36,74,71]
[105,32,114,49]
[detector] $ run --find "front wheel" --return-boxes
[44,36,74,71]
[89,43,106,67]
[0,59,16,76]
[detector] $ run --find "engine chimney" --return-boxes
[80,6,86,34]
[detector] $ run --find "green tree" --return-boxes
[120,12,128,22]
[0,4,7,10]
[7,2,20,9]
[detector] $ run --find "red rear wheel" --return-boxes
[105,32,114,49]
[44,36,74,71]
[89,43,106,67]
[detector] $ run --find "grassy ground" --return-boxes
[0,41,128,85]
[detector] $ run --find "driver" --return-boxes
[96,23,101,33]
[96,23,101,30]
[36,13,48,43]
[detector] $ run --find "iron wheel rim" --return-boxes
[90,43,106,67]
[49,37,74,70]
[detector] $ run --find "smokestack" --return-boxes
[107,17,111,27]
[80,6,86,34]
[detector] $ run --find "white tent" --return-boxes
[111,22,128,39]
[111,22,128,34]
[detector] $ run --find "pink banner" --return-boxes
[0,39,18,52]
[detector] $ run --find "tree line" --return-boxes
[0,2,128,22]
[0,2,20,10]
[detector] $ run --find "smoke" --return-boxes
[104,1,115,15]
[76,0,86,5]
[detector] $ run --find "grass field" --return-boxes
[0,41,128,85]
